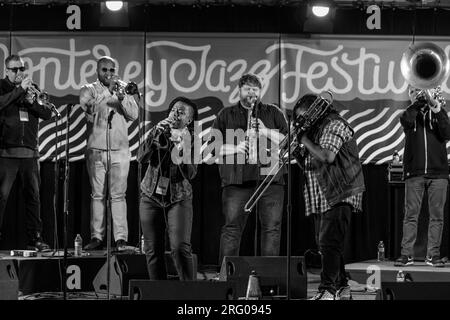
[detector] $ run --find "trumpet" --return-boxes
[15,74,50,106]
[27,83,50,106]
[17,76,60,117]
[243,91,333,213]
[112,79,140,96]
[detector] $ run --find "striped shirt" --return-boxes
[303,119,363,216]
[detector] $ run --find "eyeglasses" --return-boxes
[7,67,25,73]
[101,68,116,73]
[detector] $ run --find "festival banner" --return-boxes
[145,33,281,156]
[280,35,450,164]
[3,32,450,163]
[0,33,10,79]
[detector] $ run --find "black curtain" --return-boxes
[3,162,437,267]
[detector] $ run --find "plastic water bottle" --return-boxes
[377,241,385,261]
[245,270,262,300]
[396,270,405,282]
[74,234,82,257]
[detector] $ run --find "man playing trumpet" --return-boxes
[0,54,52,251]
[80,56,138,251]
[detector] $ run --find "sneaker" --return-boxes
[116,239,127,251]
[83,238,102,251]
[394,255,414,267]
[336,285,352,300]
[309,290,335,300]
[425,256,445,268]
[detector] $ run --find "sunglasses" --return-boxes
[101,68,116,73]
[7,67,25,73]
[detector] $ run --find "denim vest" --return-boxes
[311,112,365,206]
[138,127,196,206]
[140,164,195,206]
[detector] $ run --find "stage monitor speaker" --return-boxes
[380,282,450,300]
[219,256,307,299]
[129,280,237,300]
[0,260,19,300]
[92,254,149,296]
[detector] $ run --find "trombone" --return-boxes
[243,91,333,213]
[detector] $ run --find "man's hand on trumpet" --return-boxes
[20,77,33,91]
[21,78,35,105]
[110,75,125,101]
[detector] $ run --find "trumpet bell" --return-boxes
[125,81,139,95]
[401,42,450,90]
[37,92,49,105]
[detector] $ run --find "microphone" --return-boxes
[108,110,115,124]
[48,103,61,118]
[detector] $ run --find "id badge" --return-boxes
[19,108,29,122]
[156,176,170,196]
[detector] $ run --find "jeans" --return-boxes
[86,149,130,242]
[139,194,194,280]
[318,203,352,295]
[218,184,284,266]
[401,176,448,258]
[0,157,42,241]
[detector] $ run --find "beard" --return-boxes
[241,95,259,108]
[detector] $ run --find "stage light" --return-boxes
[303,1,335,33]
[312,5,330,17]
[105,1,124,12]
[100,2,129,27]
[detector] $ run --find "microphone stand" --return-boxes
[51,112,60,259]
[253,101,260,257]
[136,93,143,252]
[62,104,72,301]
[106,110,114,300]
[286,115,292,301]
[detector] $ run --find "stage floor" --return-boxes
[346,259,450,284]
[0,251,383,300]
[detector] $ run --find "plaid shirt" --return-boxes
[303,119,363,216]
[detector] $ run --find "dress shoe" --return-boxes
[83,238,103,250]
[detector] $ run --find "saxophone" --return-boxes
[245,97,258,164]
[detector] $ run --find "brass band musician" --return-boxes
[293,93,365,300]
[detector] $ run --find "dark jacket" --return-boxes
[0,78,51,151]
[400,101,450,179]
[138,126,197,205]
[310,112,366,206]
[211,101,288,187]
